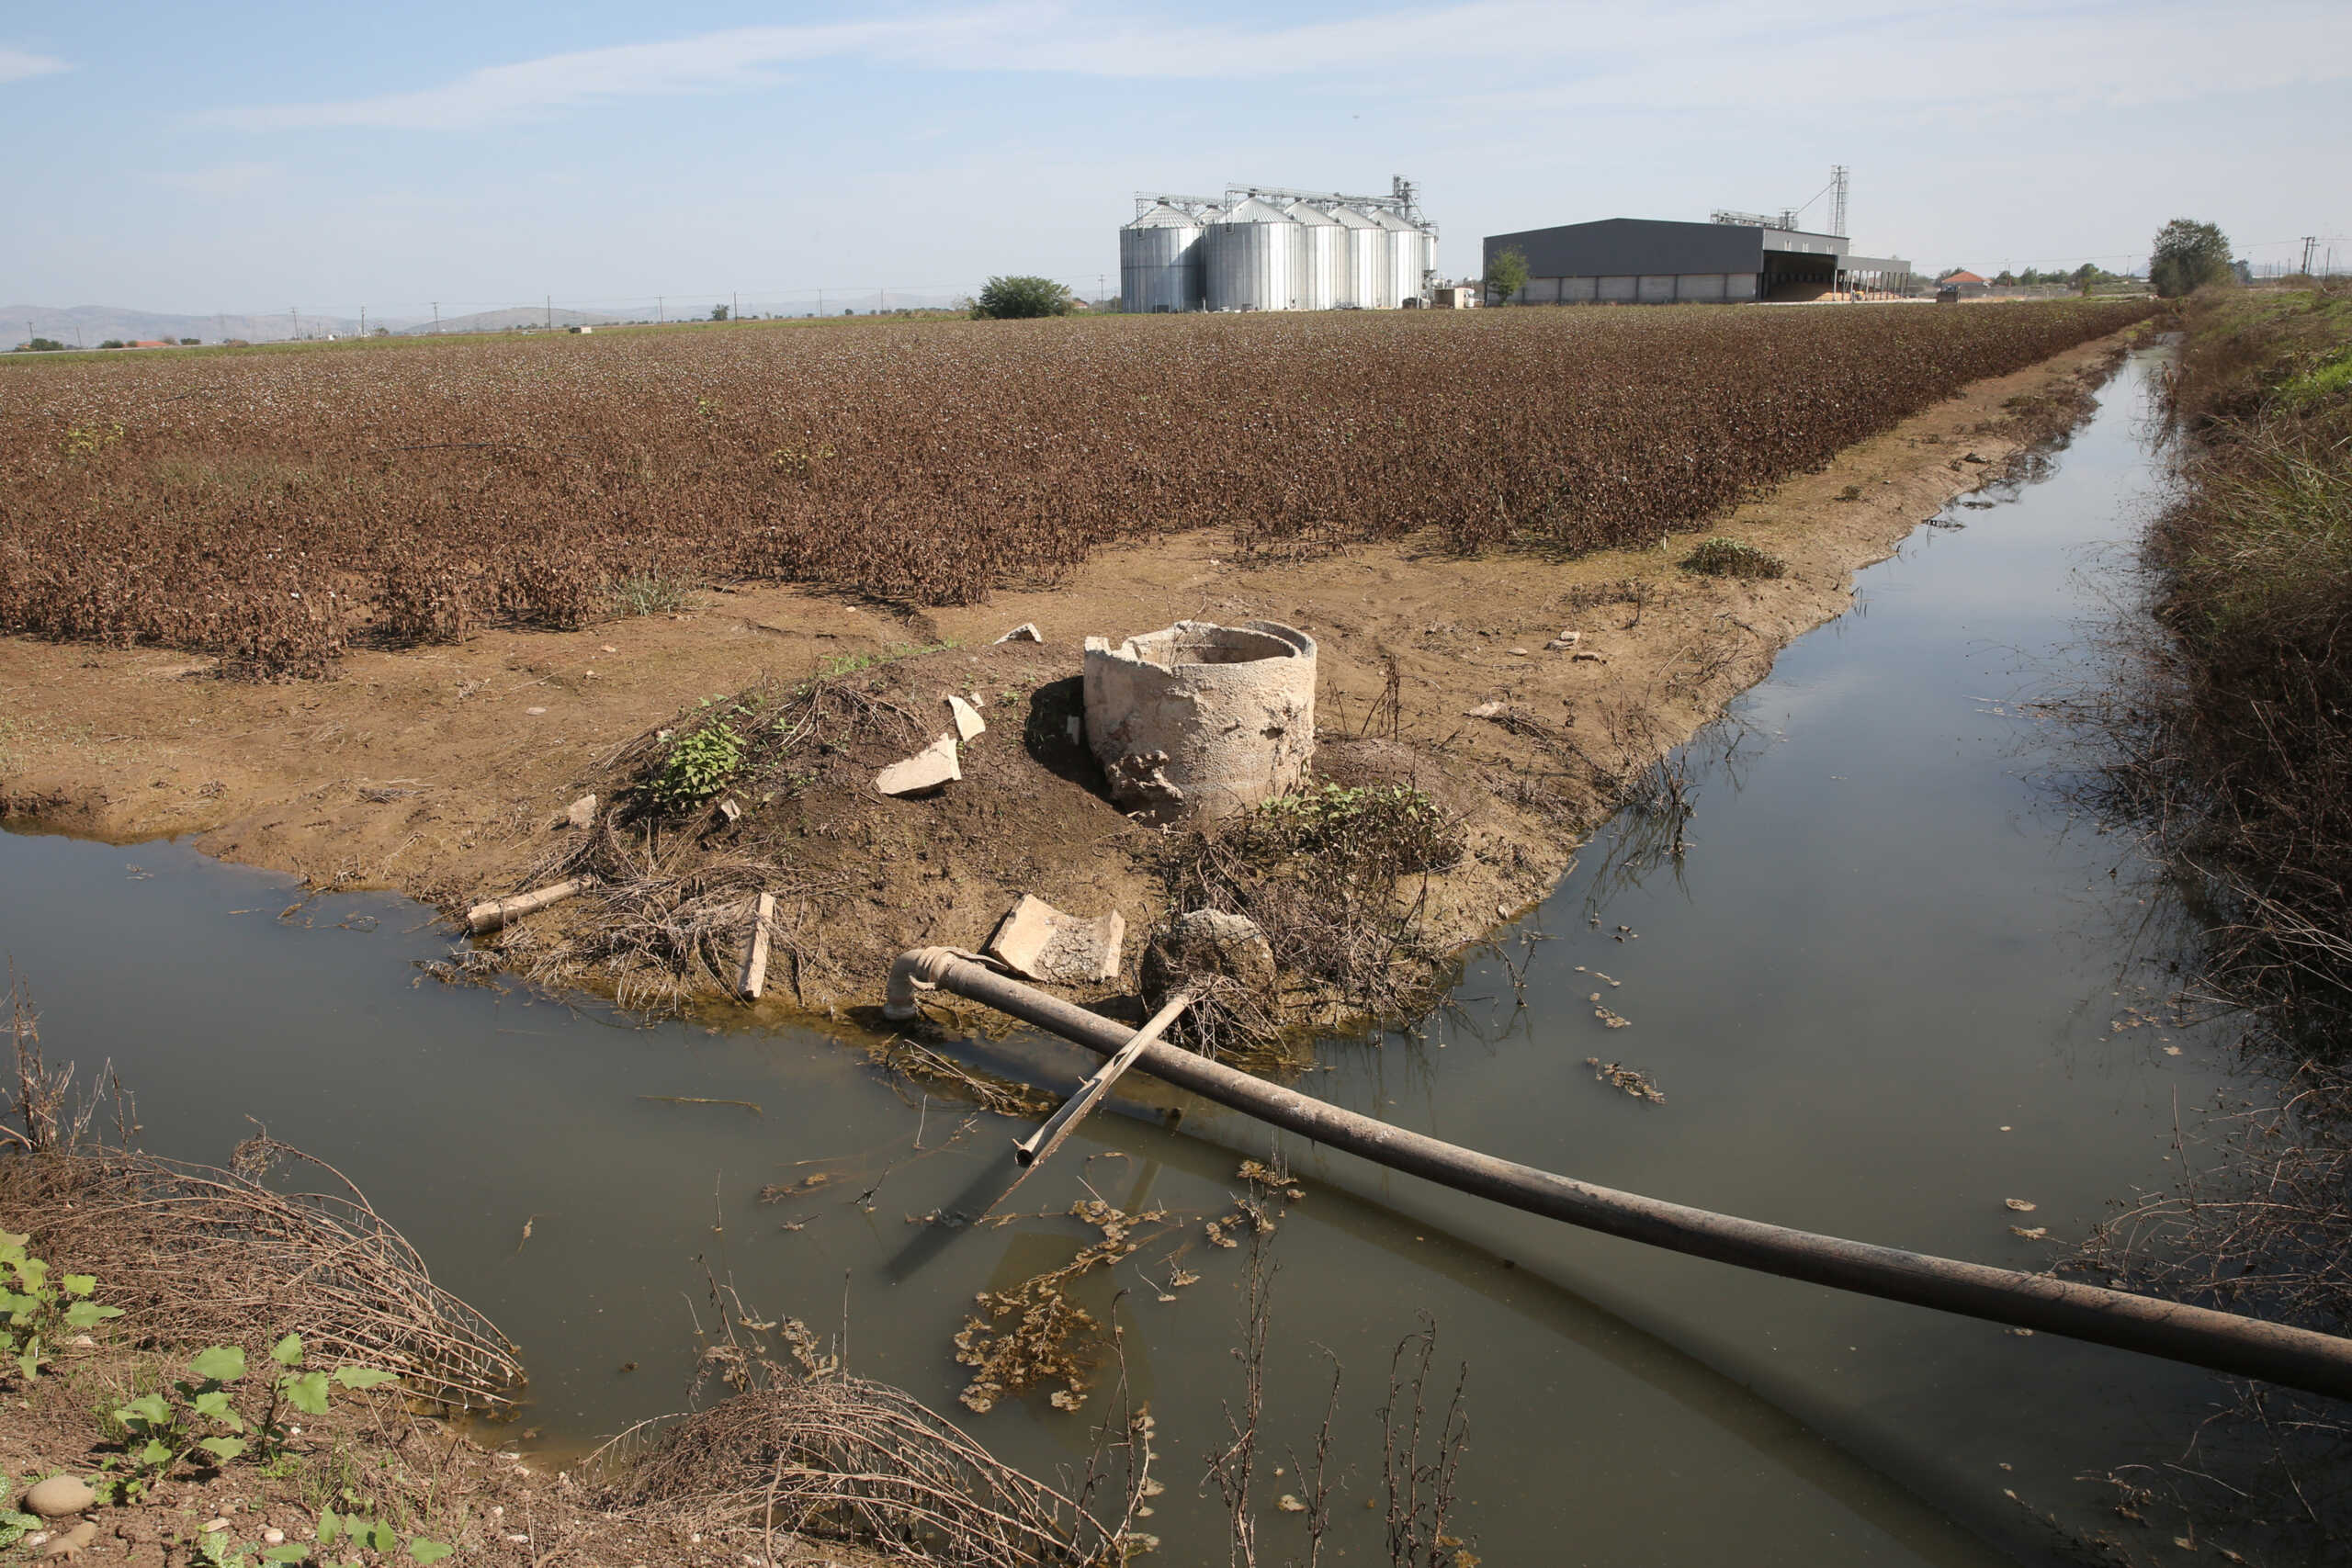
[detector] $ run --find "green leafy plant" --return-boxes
[1256,782,1464,874]
[645,714,745,814]
[0,1229,123,1381]
[114,1345,253,1481]
[254,1333,398,1464]
[0,1509,42,1549]
[317,1503,453,1565]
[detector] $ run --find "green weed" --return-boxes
[1679,536,1787,580]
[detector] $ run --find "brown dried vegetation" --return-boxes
[2,304,2150,678]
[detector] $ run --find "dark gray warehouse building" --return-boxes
[1482,217,1913,305]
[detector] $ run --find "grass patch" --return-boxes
[1679,536,1787,580]
[610,571,698,617]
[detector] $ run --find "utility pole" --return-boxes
[658,296,664,323]
[2301,236,2319,276]
[291,306,299,340]
[546,294,552,330]
[432,301,440,333]
[360,305,367,336]
[732,290,739,321]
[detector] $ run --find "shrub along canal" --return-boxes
[1,343,2262,1565]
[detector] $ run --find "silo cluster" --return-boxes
[1120,182,1438,312]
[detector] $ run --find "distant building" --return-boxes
[1939,270,1990,299]
[1432,284,1480,309]
[1482,217,1912,305]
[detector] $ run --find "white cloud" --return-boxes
[0,46,69,83]
[160,163,287,198]
[192,0,2352,132]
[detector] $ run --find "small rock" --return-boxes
[1464,701,1503,718]
[39,1521,95,1559]
[874,735,961,797]
[995,622,1043,643]
[1570,649,1607,663]
[262,1529,286,1547]
[600,644,617,653]
[1509,647,1529,657]
[1962,451,1989,464]
[25,1476,95,1517]
[1549,630,1583,650]
[563,793,596,829]
[718,797,742,823]
[204,1518,231,1533]
[526,705,548,716]
[945,694,986,742]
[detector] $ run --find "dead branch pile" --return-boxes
[592,1376,1095,1568]
[2,1137,523,1412]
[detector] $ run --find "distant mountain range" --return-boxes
[8,291,1019,350]
[391,306,618,336]
[2,304,401,346]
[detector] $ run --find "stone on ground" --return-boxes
[995,622,1043,643]
[25,1476,95,1517]
[563,793,596,829]
[946,694,987,742]
[874,735,961,797]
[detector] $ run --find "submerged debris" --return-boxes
[1587,1057,1665,1103]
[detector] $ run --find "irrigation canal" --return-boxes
[0,344,2256,1564]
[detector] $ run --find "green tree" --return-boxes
[708,304,729,321]
[970,276,1073,320]
[1484,245,1531,306]
[2150,218,2233,298]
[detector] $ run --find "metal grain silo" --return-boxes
[1415,225,1440,300]
[1121,202,1205,313]
[1343,208,1397,309]
[1324,204,1380,308]
[1283,202,1341,310]
[1370,208,1422,307]
[1204,197,1300,311]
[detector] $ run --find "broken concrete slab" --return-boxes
[984,894,1125,985]
[875,734,961,797]
[995,622,1043,643]
[1545,630,1583,652]
[946,694,986,742]
[563,793,597,829]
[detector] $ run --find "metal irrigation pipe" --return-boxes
[884,946,2352,1403]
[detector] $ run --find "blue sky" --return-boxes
[4,0,2348,317]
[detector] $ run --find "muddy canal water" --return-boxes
[2,345,2235,1565]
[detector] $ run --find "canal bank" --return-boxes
[0,340,2303,1565]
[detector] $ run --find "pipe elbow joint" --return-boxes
[883,946,965,1021]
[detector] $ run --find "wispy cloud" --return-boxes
[159,162,288,198]
[0,46,69,84]
[194,0,2352,132]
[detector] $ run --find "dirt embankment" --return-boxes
[0,330,2140,1018]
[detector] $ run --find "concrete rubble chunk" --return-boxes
[718,797,742,823]
[995,622,1043,643]
[1545,630,1583,652]
[563,794,596,829]
[1464,701,1504,718]
[946,694,987,742]
[985,894,1125,985]
[875,734,961,797]
[1571,649,1608,663]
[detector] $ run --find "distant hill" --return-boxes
[2,304,414,347]
[394,306,620,336]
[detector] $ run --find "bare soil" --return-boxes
[0,330,2139,1021]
